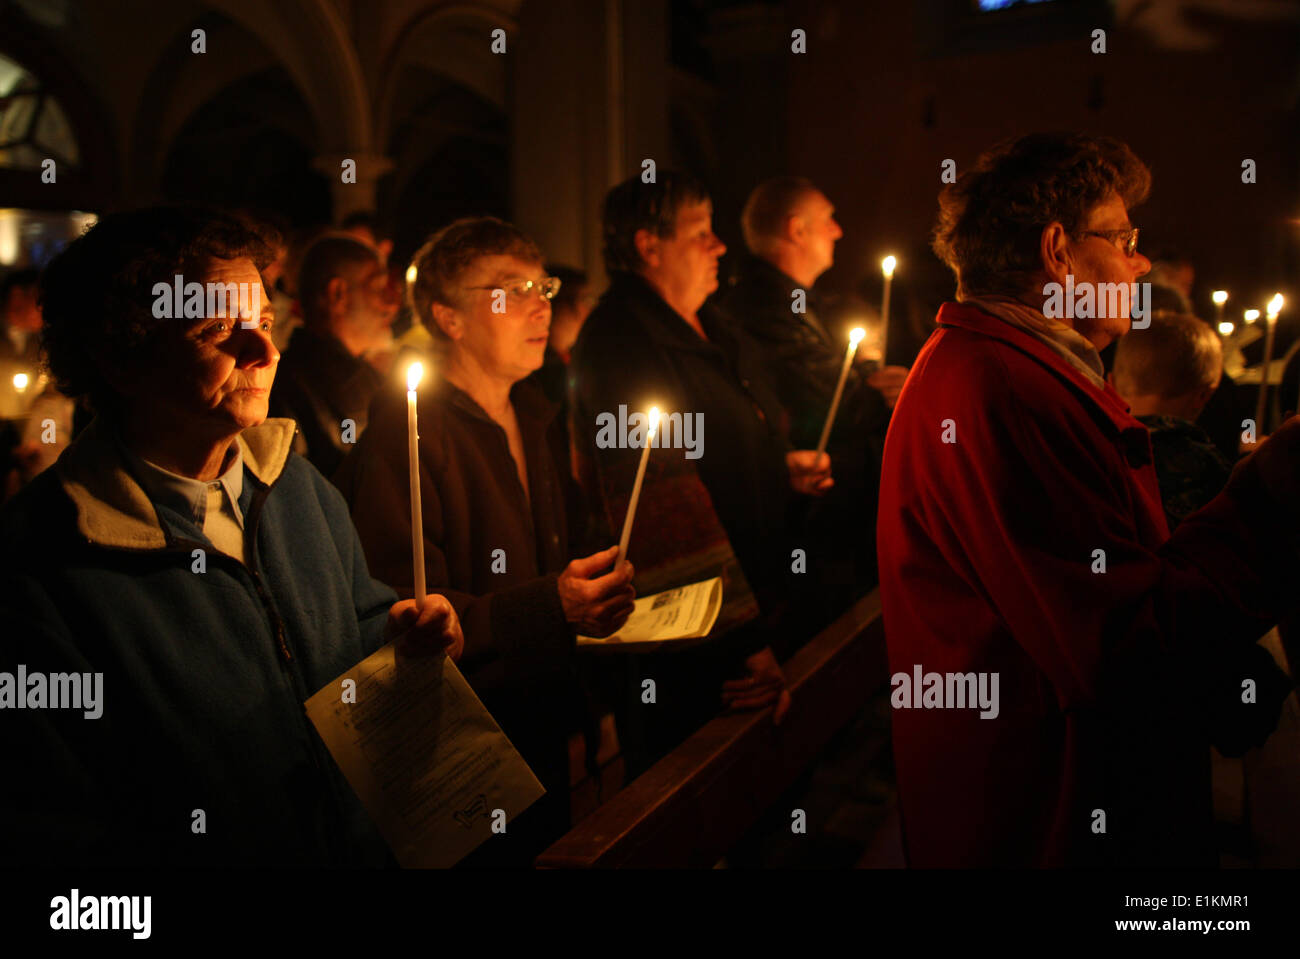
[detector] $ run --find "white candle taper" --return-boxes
[407,362,426,604]
[1254,294,1284,433]
[616,406,659,570]
[879,255,897,365]
[816,327,865,460]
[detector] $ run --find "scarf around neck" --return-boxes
[960,294,1106,390]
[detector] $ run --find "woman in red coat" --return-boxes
[877,133,1300,867]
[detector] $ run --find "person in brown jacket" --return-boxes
[337,217,635,866]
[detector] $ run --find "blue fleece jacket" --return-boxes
[0,417,397,867]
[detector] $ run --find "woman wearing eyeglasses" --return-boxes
[336,216,635,866]
[877,132,1300,869]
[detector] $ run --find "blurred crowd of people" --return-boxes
[2,131,1298,869]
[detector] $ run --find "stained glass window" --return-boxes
[0,53,80,170]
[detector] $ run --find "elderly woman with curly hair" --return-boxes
[0,207,463,867]
[877,132,1300,869]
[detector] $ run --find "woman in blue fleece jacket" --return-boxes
[0,207,463,867]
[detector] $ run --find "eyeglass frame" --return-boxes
[463,276,562,302]
[1075,227,1140,257]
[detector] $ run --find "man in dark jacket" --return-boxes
[880,132,1300,868]
[338,217,635,864]
[0,207,462,868]
[570,172,835,773]
[720,176,906,607]
[270,233,397,479]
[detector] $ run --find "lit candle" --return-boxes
[1244,309,1260,324]
[407,362,427,604]
[816,327,866,460]
[1212,290,1227,327]
[616,406,659,570]
[1217,321,1234,337]
[12,372,29,393]
[1254,294,1284,433]
[879,255,897,365]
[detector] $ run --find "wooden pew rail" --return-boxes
[538,589,888,868]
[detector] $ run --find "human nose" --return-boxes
[831,219,843,240]
[711,234,726,257]
[1130,251,1152,279]
[239,326,279,368]
[528,294,551,322]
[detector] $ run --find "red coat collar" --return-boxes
[936,301,1142,438]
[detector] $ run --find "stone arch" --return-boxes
[375,2,518,150]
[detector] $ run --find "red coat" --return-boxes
[877,301,1300,867]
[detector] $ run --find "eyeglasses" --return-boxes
[465,276,562,303]
[1076,227,1140,257]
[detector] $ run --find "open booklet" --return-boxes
[305,645,543,868]
[577,576,724,647]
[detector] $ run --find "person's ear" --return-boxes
[430,302,463,342]
[784,213,805,245]
[634,229,660,270]
[1040,222,1074,287]
[326,276,350,317]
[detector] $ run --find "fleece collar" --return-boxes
[55,417,297,550]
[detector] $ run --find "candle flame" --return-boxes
[849,326,866,346]
[1212,290,1228,305]
[405,264,418,286]
[12,372,28,392]
[1217,321,1234,336]
[1267,293,1284,317]
[1244,309,1260,323]
[407,361,424,392]
[648,406,661,438]
[881,255,897,278]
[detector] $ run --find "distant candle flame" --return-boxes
[1244,309,1260,323]
[1217,321,1234,336]
[881,255,897,278]
[1212,290,1228,305]
[648,406,661,438]
[12,372,28,392]
[1267,293,1284,318]
[407,361,424,392]
[405,264,418,286]
[849,327,866,346]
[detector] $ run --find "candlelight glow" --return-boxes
[648,406,661,438]
[1245,309,1260,323]
[1217,321,1234,336]
[406,361,424,392]
[850,326,866,346]
[12,372,29,392]
[1211,290,1228,306]
[405,264,418,286]
[1267,293,1284,318]
[881,255,897,278]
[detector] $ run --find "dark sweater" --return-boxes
[337,376,583,860]
[270,326,384,479]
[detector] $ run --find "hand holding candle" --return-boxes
[406,361,427,604]
[815,326,865,460]
[616,406,659,570]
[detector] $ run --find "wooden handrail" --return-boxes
[536,589,888,868]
